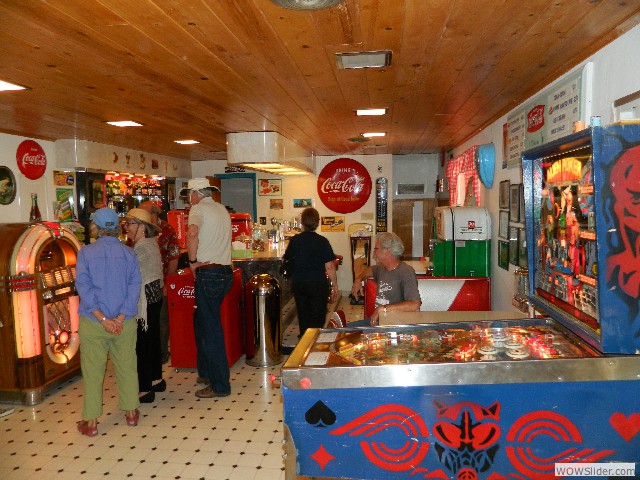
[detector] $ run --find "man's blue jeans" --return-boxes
[193,266,233,394]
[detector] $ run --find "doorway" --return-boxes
[392,199,437,259]
[215,173,257,220]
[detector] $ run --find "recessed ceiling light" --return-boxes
[269,0,342,10]
[0,80,27,91]
[335,51,392,70]
[356,108,387,116]
[362,132,386,138]
[106,120,143,127]
[174,139,200,145]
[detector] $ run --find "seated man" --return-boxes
[350,232,421,326]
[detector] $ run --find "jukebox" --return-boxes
[0,222,82,405]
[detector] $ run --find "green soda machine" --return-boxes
[432,206,491,277]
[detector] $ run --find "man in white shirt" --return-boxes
[182,178,233,398]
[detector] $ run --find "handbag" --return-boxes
[280,256,293,279]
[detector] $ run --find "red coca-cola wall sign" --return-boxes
[16,140,47,180]
[527,104,545,133]
[317,158,372,214]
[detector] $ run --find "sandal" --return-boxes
[77,420,98,437]
[125,409,140,426]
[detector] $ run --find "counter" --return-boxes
[232,242,292,307]
[379,310,528,326]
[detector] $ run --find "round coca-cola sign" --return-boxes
[16,140,47,180]
[317,158,372,214]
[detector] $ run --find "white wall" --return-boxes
[0,133,57,223]
[454,24,640,312]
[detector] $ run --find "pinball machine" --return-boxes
[0,222,82,405]
[280,124,640,480]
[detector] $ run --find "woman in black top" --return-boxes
[283,208,338,336]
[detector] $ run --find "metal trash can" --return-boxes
[244,274,283,367]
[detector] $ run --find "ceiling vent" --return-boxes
[269,0,342,10]
[226,132,313,175]
[336,50,392,69]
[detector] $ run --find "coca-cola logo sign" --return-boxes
[16,140,47,180]
[317,158,372,214]
[177,285,194,299]
[527,104,545,133]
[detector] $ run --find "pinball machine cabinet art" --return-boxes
[0,222,82,405]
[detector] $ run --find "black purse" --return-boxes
[280,256,293,279]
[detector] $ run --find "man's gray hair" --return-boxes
[376,232,404,258]
[192,188,211,198]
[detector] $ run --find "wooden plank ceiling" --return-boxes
[0,0,638,162]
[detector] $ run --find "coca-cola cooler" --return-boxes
[167,209,189,250]
[167,268,244,369]
[230,213,252,241]
[0,222,83,405]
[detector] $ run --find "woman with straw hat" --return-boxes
[124,207,165,403]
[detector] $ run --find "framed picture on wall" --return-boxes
[498,240,509,270]
[509,226,519,265]
[499,210,509,239]
[499,180,510,209]
[510,183,520,222]
[258,179,282,196]
[293,198,313,209]
[518,227,528,267]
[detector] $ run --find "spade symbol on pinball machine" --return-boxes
[306,401,336,427]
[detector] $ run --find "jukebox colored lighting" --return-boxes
[13,290,41,358]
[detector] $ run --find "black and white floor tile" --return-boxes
[0,296,364,480]
[0,361,285,480]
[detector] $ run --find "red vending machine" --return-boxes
[167,209,188,250]
[0,222,83,405]
[167,268,243,368]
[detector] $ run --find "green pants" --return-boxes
[79,316,140,420]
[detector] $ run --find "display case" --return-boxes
[281,125,640,480]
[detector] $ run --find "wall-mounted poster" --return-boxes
[498,240,509,271]
[518,227,528,267]
[293,198,313,209]
[510,184,520,223]
[54,188,75,223]
[499,180,510,209]
[321,216,345,232]
[524,63,593,150]
[258,179,282,196]
[0,166,17,205]
[53,170,75,187]
[499,210,509,239]
[270,198,284,210]
[509,226,519,266]
[505,109,526,169]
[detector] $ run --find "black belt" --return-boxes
[196,263,227,272]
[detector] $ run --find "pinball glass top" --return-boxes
[298,319,600,368]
